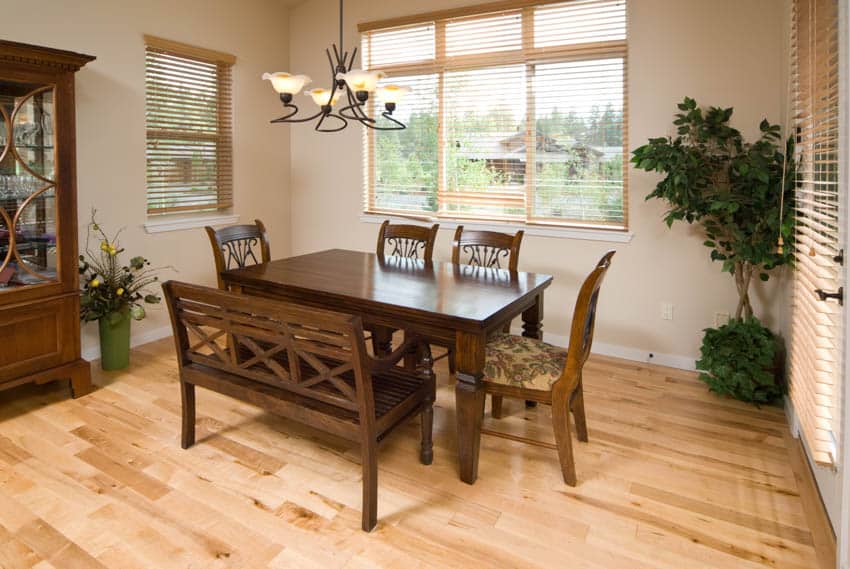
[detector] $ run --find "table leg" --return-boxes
[522,293,544,408]
[455,330,486,484]
[371,325,393,357]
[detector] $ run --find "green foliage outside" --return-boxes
[631,97,795,320]
[374,104,625,222]
[696,318,783,404]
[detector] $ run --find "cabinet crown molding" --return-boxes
[0,40,95,72]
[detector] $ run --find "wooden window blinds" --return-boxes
[144,36,234,215]
[360,0,628,229]
[789,0,842,466]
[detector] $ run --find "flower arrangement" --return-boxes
[79,211,164,324]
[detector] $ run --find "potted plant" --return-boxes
[632,97,794,403]
[79,211,164,370]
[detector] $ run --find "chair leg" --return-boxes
[448,348,456,375]
[180,381,196,449]
[551,388,577,486]
[491,395,503,419]
[571,381,589,443]
[420,403,434,465]
[361,436,378,532]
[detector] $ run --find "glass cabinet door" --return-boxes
[0,81,58,290]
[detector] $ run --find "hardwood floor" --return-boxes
[0,338,830,568]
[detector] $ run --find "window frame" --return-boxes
[143,35,235,218]
[360,0,629,232]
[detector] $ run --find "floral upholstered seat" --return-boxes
[483,334,568,391]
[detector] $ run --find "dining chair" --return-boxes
[205,219,271,289]
[372,220,440,356]
[433,226,525,375]
[451,225,524,272]
[480,250,615,486]
[376,219,439,263]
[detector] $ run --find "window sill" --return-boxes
[359,214,633,243]
[144,213,240,234]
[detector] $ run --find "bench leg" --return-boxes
[181,381,196,449]
[420,403,434,465]
[361,436,378,532]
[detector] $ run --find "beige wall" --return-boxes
[4,0,293,355]
[288,0,786,363]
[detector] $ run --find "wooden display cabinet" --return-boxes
[0,41,94,397]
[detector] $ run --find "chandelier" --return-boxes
[262,0,410,133]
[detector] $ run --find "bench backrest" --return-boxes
[163,281,375,419]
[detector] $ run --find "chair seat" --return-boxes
[483,334,567,391]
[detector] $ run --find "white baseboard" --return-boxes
[511,328,697,371]
[81,324,697,372]
[83,325,173,362]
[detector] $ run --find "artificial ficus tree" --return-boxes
[632,97,795,320]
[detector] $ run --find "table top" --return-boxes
[222,249,552,328]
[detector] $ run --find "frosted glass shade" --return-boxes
[377,85,412,104]
[336,69,386,92]
[262,72,311,95]
[306,88,342,107]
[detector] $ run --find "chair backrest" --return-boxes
[562,251,615,381]
[451,226,524,272]
[163,281,375,420]
[205,220,271,289]
[376,220,439,263]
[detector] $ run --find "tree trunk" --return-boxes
[733,261,754,320]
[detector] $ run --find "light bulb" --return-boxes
[262,72,311,95]
[377,85,412,104]
[336,69,386,93]
[305,88,342,107]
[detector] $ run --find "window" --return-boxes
[144,36,234,215]
[789,0,841,466]
[360,0,628,229]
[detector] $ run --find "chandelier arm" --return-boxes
[346,89,378,122]
[349,47,358,72]
[326,47,337,75]
[269,104,325,124]
[359,111,407,131]
[316,112,348,133]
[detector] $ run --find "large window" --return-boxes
[361,0,628,229]
[144,36,234,215]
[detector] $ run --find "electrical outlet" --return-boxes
[714,311,730,327]
[661,303,674,320]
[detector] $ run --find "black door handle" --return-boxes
[815,287,844,306]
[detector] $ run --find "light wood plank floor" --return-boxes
[0,338,828,569]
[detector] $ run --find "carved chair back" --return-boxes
[559,251,615,387]
[451,226,524,271]
[163,281,375,419]
[376,220,439,262]
[205,220,271,289]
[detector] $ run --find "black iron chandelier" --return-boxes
[262,0,410,132]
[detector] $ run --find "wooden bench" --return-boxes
[163,281,436,531]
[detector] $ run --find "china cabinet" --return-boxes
[0,41,94,397]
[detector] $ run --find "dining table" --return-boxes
[221,248,553,484]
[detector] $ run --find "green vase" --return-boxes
[98,309,131,371]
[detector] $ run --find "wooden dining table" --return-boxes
[221,248,553,484]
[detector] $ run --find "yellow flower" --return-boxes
[116,288,124,296]
[100,241,109,252]
[108,246,118,256]
[90,278,100,288]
